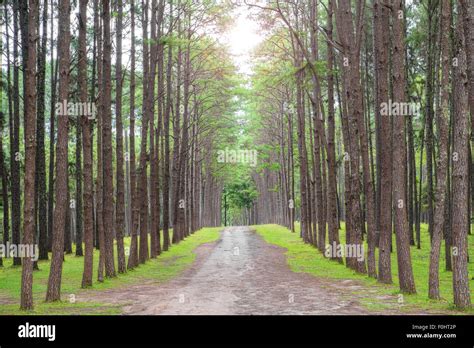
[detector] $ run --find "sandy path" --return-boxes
[84,226,393,315]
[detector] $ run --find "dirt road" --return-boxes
[86,226,392,314]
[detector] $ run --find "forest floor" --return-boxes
[81,226,450,315]
[0,227,222,314]
[1,225,471,315]
[255,224,474,315]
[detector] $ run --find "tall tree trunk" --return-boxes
[295,45,309,245]
[46,0,70,302]
[172,1,183,245]
[115,0,126,273]
[325,0,342,263]
[425,0,437,241]
[451,11,471,309]
[162,0,174,252]
[0,7,8,267]
[20,0,38,310]
[374,0,392,283]
[11,0,22,266]
[127,0,140,269]
[36,0,48,261]
[335,0,366,274]
[428,0,450,300]
[80,0,94,288]
[3,1,13,264]
[148,0,159,258]
[47,0,58,253]
[95,0,105,281]
[392,0,416,294]
[138,0,150,263]
[309,0,324,252]
[155,0,166,255]
[101,0,116,277]
[176,10,191,243]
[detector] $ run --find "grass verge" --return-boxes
[0,227,222,315]
[253,223,474,314]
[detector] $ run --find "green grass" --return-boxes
[0,227,222,315]
[253,223,474,314]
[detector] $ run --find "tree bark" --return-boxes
[20,0,38,310]
[162,0,174,252]
[36,0,48,261]
[46,0,70,302]
[451,11,471,309]
[374,0,392,284]
[392,0,416,294]
[127,0,140,269]
[138,0,150,263]
[80,0,94,288]
[326,0,342,263]
[428,0,450,300]
[115,0,126,273]
[100,0,116,277]
[11,0,22,266]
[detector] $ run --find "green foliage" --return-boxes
[225,179,258,210]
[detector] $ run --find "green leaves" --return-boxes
[224,179,258,210]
